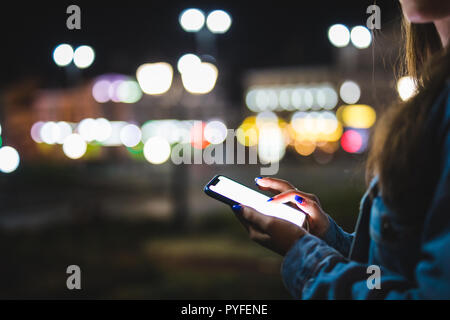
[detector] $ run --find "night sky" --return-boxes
[1,0,401,92]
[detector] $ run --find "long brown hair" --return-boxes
[366,16,449,221]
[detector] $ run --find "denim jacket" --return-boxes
[282,80,450,299]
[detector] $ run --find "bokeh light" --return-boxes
[340,129,363,153]
[328,24,350,48]
[237,117,259,147]
[206,10,232,34]
[116,80,142,103]
[397,76,417,101]
[0,146,20,173]
[120,124,142,147]
[181,62,218,94]
[339,81,361,104]
[56,121,73,144]
[52,44,74,67]
[143,136,171,164]
[179,8,205,32]
[258,124,286,163]
[92,79,111,103]
[94,118,112,142]
[338,104,376,128]
[62,134,87,159]
[31,121,45,143]
[350,26,372,49]
[73,45,95,69]
[137,63,173,95]
[190,121,210,149]
[204,120,227,144]
[177,53,201,74]
[77,118,97,142]
[40,121,60,144]
[295,140,316,156]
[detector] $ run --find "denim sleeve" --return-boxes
[281,89,450,299]
[320,215,354,257]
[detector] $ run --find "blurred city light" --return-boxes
[206,10,232,34]
[255,111,278,128]
[179,8,205,32]
[52,44,74,67]
[143,136,171,164]
[116,80,142,103]
[290,111,341,142]
[92,79,111,103]
[294,140,316,156]
[204,120,228,144]
[0,123,2,135]
[397,76,417,101]
[102,121,128,146]
[245,84,338,112]
[350,26,372,49]
[77,118,97,142]
[328,24,350,48]
[73,45,95,69]
[339,80,361,104]
[340,129,363,153]
[319,86,339,110]
[62,134,87,159]
[94,118,112,142]
[338,104,376,128]
[56,121,73,144]
[136,63,173,95]
[190,121,210,149]
[177,53,201,74]
[181,62,218,94]
[31,121,45,143]
[119,124,142,147]
[0,146,20,173]
[40,121,60,144]
[92,75,142,103]
[236,117,258,147]
[258,124,286,163]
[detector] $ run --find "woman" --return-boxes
[232,0,450,299]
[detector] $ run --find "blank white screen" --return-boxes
[210,176,305,227]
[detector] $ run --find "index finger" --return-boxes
[255,177,295,194]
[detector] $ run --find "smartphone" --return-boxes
[204,175,306,228]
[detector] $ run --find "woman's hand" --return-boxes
[255,177,330,238]
[232,204,306,256]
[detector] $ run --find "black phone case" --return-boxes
[203,175,240,207]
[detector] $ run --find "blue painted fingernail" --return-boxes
[232,204,242,212]
[267,198,273,202]
[255,177,262,184]
[295,195,304,204]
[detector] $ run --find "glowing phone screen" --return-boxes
[209,176,305,227]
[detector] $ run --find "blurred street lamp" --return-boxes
[62,134,87,159]
[136,62,173,95]
[179,8,205,32]
[177,53,201,74]
[53,43,74,67]
[73,45,95,69]
[180,62,218,94]
[397,76,417,101]
[206,10,232,34]
[0,146,20,173]
[328,24,350,48]
[350,26,372,49]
